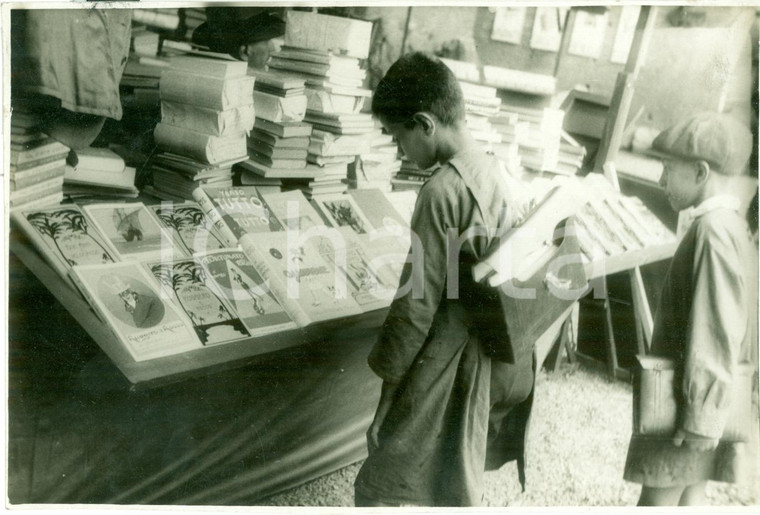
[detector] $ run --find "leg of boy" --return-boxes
[637,485,685,506]
[678,481,708,506]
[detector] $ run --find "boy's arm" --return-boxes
[367,177,463,383]
[681,220,747,440]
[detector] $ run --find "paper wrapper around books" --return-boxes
[633,355,755,442]
[253,91,307,123]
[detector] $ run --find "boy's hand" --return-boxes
[367,381,401,454]
[673,428,718,451]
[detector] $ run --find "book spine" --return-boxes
[238,233,311,328]
[10,142,69,166]
[11,166,65,190]
[160,101,256,137]
[10,177,64,202]
[169,57,247,78]
[154,123,247,165]
[160,72,255,110]
[191,187,240,248]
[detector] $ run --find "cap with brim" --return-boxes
[649,112,752,175]
[191,12,285,55]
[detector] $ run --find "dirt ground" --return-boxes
[261,362,759,507]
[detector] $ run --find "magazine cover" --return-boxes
[149,201,228,255]
[70,261,202,361]
[82,202,183,261]
[11,204,117,281]
[313,193,375,235]
[196,249,297,336]
[146,257,251,345]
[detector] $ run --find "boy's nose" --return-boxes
[658,170,667,188]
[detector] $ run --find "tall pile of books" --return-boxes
[9,110,69,210]
[262,10,376,199]
[235,69,312,192]
[459,81,503,152]
[349,129,401,191]
[180,7,207,40]
[491,104,583,176]
[148,56,254,200]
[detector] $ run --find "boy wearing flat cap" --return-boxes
[192,9,285,70]
[623,112,758,505]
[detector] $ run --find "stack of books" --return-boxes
[149,56,254,200]
[491,104,577,176]
[236,69,312,185]
[132,8,181,32]
[349,129,401,191]
[9,110,69,210]
[391,157,440,192]
[260,10,376,198]
[180,7,207,40]
[459,81,503,152]
[63,147,139,200]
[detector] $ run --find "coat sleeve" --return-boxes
[681,219,747,439]
[367,176,464,383]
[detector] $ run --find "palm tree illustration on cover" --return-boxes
[154,205,223,254]
[150,261,247,343]
[27,209,114,265]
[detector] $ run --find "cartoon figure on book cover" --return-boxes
[104,276,165,329]
[85,204,167,259]
[321,198,368,234]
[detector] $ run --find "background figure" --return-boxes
[10,9,132,149]
[192,8,286,70]
[623,113,759,506]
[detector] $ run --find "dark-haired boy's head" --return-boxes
[372,52,465,128]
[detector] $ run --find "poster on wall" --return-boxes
[529,6,567,52]
[568,10,609,59]
[610,5,642,64]
[490,6,527,44]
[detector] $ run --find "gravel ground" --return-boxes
[261,362,759,507]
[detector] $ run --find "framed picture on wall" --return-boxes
[490,6,527,44]
[567,10,609,59]
[529,6,567,52]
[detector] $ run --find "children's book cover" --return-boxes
[311,227,397,312]
[146,257,250,345]
[313,193,375,236]
[259,189,326,231]
[238,230,363,326]
[11,205,117,281]
[196,249,296,336]
[71,261,202,362]
[149,201,227,255]
[82,202,183,261]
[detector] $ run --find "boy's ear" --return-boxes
[411,113,435,135]
[238,44,249,59]
[695,160,711,184]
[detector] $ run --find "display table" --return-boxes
[8,227,568,505]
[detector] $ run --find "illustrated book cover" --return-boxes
[149,201,228,255]
[196,249,297,336]
[238,230,362,326]
[145,257,251,345]
[70,261,203,362]
[11,204,118,283]
[82,202,185,261]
